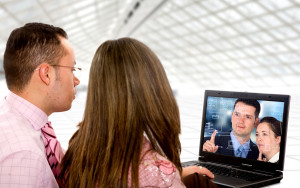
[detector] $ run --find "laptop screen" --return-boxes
[199,90,290,171]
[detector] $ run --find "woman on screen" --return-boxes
[256,117,282,163]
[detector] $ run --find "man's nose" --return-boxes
[238,115,245,122]
[74,76,80,86]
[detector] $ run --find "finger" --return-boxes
[213,145,219,153]
[203,145,209,152]
[263,158,267,162]
[203,144,209,152]
[258,151,262,160]
[199,167,215,179]
[210,130,217,144]
[203,141,213,152]
[204,141,215,152]
[182,166,213,179]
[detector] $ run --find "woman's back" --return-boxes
[127,137,185,187]
[60,38,183,187]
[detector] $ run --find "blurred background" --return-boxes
[0,0,300,186]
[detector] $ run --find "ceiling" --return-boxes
[1,0,300,94]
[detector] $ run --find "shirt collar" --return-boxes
[230,131,250,151]
[269,152,280,163]
[5,91,48,130]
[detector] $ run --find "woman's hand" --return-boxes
[257,151,267,162]
[182,165,214,179]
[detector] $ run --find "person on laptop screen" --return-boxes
[256,117,281,163]
[203,98,260,160]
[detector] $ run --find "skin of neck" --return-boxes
[264,145,280,161]
[233,130,251,145]
[11,72,53,116]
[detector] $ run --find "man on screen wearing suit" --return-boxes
[203,98,260,160]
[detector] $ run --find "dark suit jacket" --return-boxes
[203,134,259,160]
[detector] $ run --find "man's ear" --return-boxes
[38,63,51,85]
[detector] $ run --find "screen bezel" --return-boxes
[199,90,290,172]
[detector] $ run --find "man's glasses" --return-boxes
[35,64,82,78]
[51,65,82,78]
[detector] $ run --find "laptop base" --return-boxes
[182,161,282,188]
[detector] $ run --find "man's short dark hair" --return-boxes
[4,22,68,91]
[233,98,261,118]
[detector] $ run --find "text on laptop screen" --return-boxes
[202,96,284,163]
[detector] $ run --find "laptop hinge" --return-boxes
[198,156,205,161]
[241,163,252,168]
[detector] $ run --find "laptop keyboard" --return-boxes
[196,162,272,181]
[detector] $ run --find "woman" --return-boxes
[60,38,215,187]
[256,117,281,163]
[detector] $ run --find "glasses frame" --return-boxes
[35,65,82,71]
[51,65,82,71]
[51,64,82,78]
[35,64,82,78]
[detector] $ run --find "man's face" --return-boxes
[231,102,257,140]
[49,37,80,112]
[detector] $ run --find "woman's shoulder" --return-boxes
[269,152,280,163]
[137,137,185,188]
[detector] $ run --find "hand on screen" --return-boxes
[203,130,219,153]
[257,151,267,162]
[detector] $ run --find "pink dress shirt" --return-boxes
[0,91,58,188]
[128,137,186,188]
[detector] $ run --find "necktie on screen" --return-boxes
[41,122,64,182]
[236,145,244,157]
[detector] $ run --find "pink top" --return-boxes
[128,137,186,188]
[0,91,58,188]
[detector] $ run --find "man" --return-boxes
[0,23,80,187]
[203,98,260,160]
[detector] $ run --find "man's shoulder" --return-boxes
[0,99,11,116]
[0,104,31,133]
[214,134,231,145]
[246,139,259,159]
[0,138,45,164]
[0,105,45,160]
[249,139,259,151]
[0,149,58,188]
[0,99,23,123]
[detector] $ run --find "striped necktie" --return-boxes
[236,145,244,157]
[41,122,64,182]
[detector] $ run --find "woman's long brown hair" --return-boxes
[60,38,182,187]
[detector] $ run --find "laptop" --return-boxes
[182,90,290,188]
